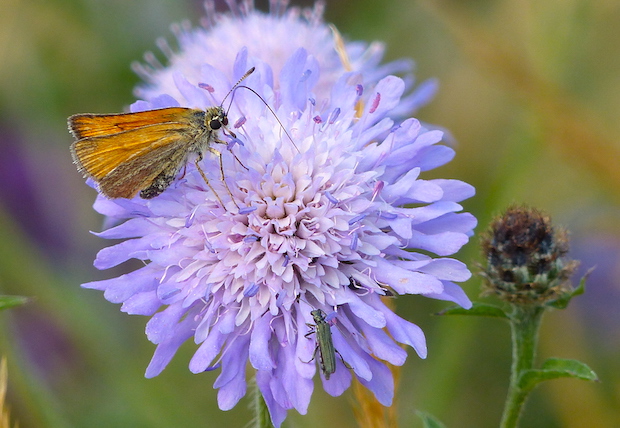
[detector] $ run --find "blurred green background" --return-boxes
[1,0,619,427]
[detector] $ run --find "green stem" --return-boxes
[253,380,274,428]
[500,305,545,428]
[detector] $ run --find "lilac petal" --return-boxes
[432,179,476,202]
[198,64,232,103]
[145,326,194,378]
[384,129,442,166]
[121,291,161,315]
[280,48,310,111]
[329,72,362,113]
[130,94,180,112]
[144,305,197,377]
[424,281,473,309]
[92,195,132,218]
[412,145,455,172]
[256,371,287,428]
[381,168,421,201]
[82,266,157,303]
[145,303,185,343]
[372,257,443,295]
[130,100,152,113]
[280,344,314,414]
[156,281,185,305]
[370,298,427,358]
[388,215,415,240]
[413,258,472,282]
[217,367,247,411]
[214,334,250,410]
[415,211,478,235]
[322,359,352,397]
[352,117,395,152]
[232,46,250,80]
[189,327,227,373]
[355,354,394,406]
[406,77,439,112]
[93,238,151,269]
[363,76,405,122]
[408,230,470,256]
[344,295,386,328]
[331,329,371,381]
[94,218,163,239]
[407,180,445,203]
[173,71,209,107]
[249,313,276,371]
[359,322,407,366]
[270,367,292,411]
[295,306,316,379]
[405,201,463,226]
[217,308,238,335]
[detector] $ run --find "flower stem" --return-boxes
[500,305,545,428]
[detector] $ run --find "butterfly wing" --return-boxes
[70,112,204,198]
[68,107,192,139]
[97,135,189,199]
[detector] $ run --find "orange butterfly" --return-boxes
[68,68,255,204]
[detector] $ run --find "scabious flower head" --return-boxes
[83,1,476,426]
[480,206,578,305]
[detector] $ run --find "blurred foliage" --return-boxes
[1,0,619,427]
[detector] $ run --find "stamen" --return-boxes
[185,205,200,227]
[348,213,367,225]
[239,206,257,215]
[300,69,312,82]
[350,232,358,250]
[324,191,338,204]
[198,83,215,93]
[244,283,259,297]
[328,108,340,124]
[369,92,381,114]
[380,211,398,220]
[234,116,246,128]
[371,180,384,201]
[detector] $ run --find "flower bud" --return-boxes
[481,206,578,305]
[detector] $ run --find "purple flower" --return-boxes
[82,2,476,426]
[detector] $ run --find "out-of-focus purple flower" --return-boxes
[132,0,437,117]
[82,1,476,426]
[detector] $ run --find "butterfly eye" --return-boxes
[210,119,222,130]
[222,116,229,126]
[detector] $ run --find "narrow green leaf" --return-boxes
[416,411,447,428]
[541,358,598,381]
[548,267,592,309]
[0,295,29,311]
[436,302,508,319]
[518,358,598,392]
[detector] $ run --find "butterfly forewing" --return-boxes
[71,121,195,178]
[68,107,193,139]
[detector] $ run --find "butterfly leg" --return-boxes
[194,152,228,208]
[206,146,239,209]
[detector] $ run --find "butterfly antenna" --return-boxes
[233,84,300,153]
[220,67,256,107]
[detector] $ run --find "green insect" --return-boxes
[305,309,338,380]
